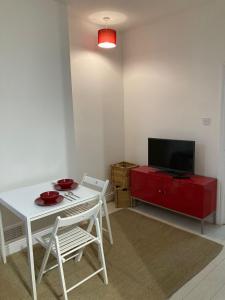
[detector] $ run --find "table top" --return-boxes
[0,181,100,221]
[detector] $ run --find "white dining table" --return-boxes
[0,181,100,300]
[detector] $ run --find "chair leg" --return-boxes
[98,208,103,261]
[95,220,108,285]
[103,200,113,245]
[37,244,52,284]
[98,241,108,284]
[99,207,103,240]
[56,247,68,300]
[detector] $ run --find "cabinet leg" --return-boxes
[131,197,136,207]
[213,212,217,224]
[201,219,204,235]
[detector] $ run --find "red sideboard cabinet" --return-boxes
[130,166,217,234]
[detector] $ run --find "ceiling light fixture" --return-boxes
[98,17,117,49]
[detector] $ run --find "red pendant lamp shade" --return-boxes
[98,29,117,48]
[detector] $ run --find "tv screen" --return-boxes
[148,138,195,174]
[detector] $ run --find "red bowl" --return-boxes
[40,191,59,204]
[57,179,74,189]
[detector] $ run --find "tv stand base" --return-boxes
[156,169,191,179]
[173,175,191,179]
[131,197,216,234]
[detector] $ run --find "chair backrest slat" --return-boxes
[57,199,101,228]
[81,175,109,198]
[82,176,105,189]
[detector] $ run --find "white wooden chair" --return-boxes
[65,174,113,245]
[36,200,108,300]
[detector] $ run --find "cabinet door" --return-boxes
[131,171,164,205]
[164,179,204,218]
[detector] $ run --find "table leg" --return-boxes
[0,209,6,263]
[25,220,37,300]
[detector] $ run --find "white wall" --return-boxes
[0,0,75,226]
[68,12,124,180]
[123,0,225,178]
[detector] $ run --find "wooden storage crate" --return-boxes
[115,188,131,208]
[111,161,138,188]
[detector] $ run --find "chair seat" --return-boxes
[36,226,97,258]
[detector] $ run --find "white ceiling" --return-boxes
[69,0,209,30]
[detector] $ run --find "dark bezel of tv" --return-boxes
[148,138,195,175]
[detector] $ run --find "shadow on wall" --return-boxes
[69,16,125,180]
[56,3,77,179]
[71,50,124,180]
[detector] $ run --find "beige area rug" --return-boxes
[0,209,223,300]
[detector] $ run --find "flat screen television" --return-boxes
[148,138,195,175]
